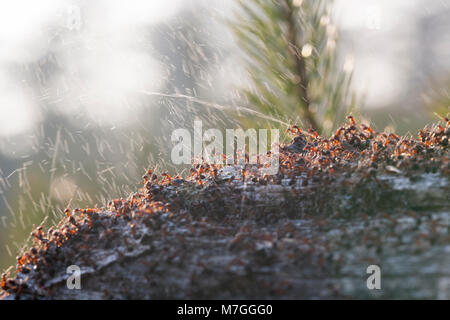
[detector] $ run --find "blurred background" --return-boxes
[0,0,449,271]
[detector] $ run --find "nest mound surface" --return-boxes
[1,117,449,299]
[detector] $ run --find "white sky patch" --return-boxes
[74,48,165,124]
[0,0,68,63]
[355,58,404,107]
[333,0,428,108]
[0,86,38,137]
[0,0,184,132]
[0,78,40,158]
[48,0,182,126]
[335,0,420,32]
[105,0,183,27]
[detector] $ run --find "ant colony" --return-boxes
[171,121,280,175]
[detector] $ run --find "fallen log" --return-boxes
[1,117,449,299]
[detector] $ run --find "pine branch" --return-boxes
[280,0,319,131]
[229,0,357,133]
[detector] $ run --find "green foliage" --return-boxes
[229,0,357,133]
